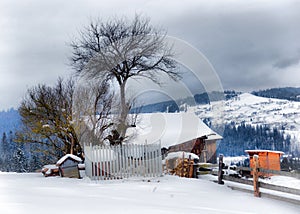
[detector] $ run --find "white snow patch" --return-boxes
[223,156,249,166]
[260,175,300,190]
[56,154,82,165]
[0,172,299,214]
[245,150,284,154]
[165,151,199,160]
[42,124,50,128]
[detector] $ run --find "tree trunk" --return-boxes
[119,82,128,138]
[70,136,74,155]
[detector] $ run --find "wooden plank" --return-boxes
[236,166,252,172]
[260,192,300,206]
[237,166,300,179]
[224,175,300,196]
[227,185,253,194]
[259,168,300,179]
[218,154,224,185]
[227,185,300,206]
[253,155,260,197]
[223,176,253,186]
[259,182,300,196]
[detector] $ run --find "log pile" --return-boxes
[174,158,194,178]
[165,156,194,178]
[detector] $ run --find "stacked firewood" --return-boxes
[165,157,194,178]
[174,158,194,178]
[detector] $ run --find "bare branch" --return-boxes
[69,15,180,139]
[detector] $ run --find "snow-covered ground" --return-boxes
[1,172,299,214]
[189,93,300,146]
[259,175,300,190]
[223,156,248,166]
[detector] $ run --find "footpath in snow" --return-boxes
[1,172,300,214]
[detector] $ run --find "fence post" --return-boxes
[218,154,224,185]
[253,155,261,197]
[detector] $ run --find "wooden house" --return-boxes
[168,134,220,163]
[245,150,284,177]
[56,154,83,178]
[126,112,222,164]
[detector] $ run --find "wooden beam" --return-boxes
[253,155,261,197]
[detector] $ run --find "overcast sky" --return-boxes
[1,0,300,110]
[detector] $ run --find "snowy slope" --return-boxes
[1,172,299,214]
[189,93,300,143]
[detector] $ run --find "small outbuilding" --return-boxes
[56,154,83,178]
[245,150,284,177]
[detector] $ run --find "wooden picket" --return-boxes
[84,143,163,180]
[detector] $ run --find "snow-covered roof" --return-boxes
[245,150,284,155]
[165,151,199,160]
[126,112,222,148]
[56,154,82,165]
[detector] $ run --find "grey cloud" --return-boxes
[273,57,300,69]
[162,1,300,92]
[273,50,300,69]
[1,0,300,109]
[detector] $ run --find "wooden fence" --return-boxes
[84,143,163,180]
[212,155,300,204]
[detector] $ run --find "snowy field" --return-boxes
[1,172,300,214]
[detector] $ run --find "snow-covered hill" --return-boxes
[189,93,300,145]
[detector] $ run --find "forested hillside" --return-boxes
[216,122,293,156]
[0,108,20,134]
[0,109,58,172]
[252,87,300,101]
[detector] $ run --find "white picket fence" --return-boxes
[84,143,163,180]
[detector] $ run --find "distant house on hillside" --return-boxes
[126,112,222,163]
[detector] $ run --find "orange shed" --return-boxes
[245,150,284,177]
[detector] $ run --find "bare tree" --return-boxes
[16,78,83,159]
[16,77,114,160]
[73,78,115,146]
[70,15,179,139]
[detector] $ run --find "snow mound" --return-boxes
[165,151,199,160]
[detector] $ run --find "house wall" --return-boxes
[267,153,281,171]
[203,140,217,164]
[168,138,217,164]
[191,138,206,157]
[168,140,197,154]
